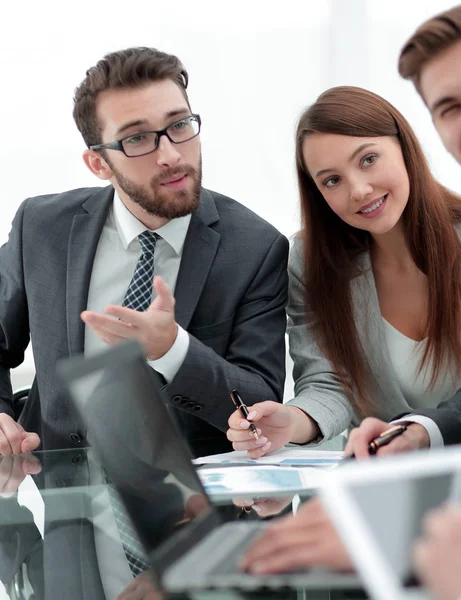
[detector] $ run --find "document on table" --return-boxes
[198,465,329,497]
[193,446,344,467]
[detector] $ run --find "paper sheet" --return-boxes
[193,446,343,467]
[198,465,328,497]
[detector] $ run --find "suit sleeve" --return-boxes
[393,389,461,445]
[284,237,354,440]
[164,233,288,432]
[0,200,31,417]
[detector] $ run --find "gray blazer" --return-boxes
[0,186,288,457]
[286,235,444,439]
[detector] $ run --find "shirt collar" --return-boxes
[113,191,191,255]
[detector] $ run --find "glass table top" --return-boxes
[0,437,371,600]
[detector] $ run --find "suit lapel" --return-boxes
[174,189,220,330]
[66,186,114,357]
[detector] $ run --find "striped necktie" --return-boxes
[123,231,159,311]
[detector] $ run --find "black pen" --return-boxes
[230,389,260,440]
[348,424,408,459]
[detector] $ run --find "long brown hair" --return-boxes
[296,86,461,415]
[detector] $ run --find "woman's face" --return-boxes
[302,133,410,237]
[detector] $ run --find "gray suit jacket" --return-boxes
[286,235,450,439]
[0,186,288,457]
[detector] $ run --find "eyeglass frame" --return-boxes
[89,113,201,158]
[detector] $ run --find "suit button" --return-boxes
[70,433,83,444]
[72,453,82,465]
[186,401,195,409]
[193,405,203,412]
[179,398,189,407]
[171,395,182,404]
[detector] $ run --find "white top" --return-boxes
[85,191,191,381]
[383,318,460,409]
[384,318,461,449]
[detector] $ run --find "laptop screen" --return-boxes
[347,471,454,584]
[58,341,220,578]
[321,450,461,600]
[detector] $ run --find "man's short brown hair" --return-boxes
[399,5,461,95]
[73,47,189,147]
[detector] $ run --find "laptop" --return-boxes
[57,340,359,592]
[319,446,461,600]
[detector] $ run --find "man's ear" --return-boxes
[83,149,113,181]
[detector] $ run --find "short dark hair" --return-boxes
[73,47,189,147]
[399,5,461,96]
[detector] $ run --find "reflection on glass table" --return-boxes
[0,435,367,600]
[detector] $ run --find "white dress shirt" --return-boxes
[84,192,192,597]
[84,191,190,380]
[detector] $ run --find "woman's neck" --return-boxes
[370,223,415,271]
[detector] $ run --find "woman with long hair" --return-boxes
[227,85,461,457]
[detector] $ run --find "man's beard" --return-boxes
[111,158,202,219]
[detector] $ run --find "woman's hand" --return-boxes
[226,402,319,458]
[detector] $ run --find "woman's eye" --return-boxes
[324,176,340,188]
[362,154,377,167]
[441,104,461,118]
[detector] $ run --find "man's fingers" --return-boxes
[344,418,390,458]
[377,437,413,457]
[82,311,135,335]
[82,314,134,346]
[103,305,142,324]
[151,276,175,312]
[0,430,14,457]
[20,433,41,455]
[243,524,324,569]
[0,457,27,497]
[0,418,23,456]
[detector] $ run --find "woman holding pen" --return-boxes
[226,85,461,458]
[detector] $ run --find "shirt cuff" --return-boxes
[391,415,444,449]
[148,326,190,383]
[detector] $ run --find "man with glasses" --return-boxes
[0,47,289,459]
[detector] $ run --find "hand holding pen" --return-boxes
[344,417,431,459]
[227,393,279,457]
[230,390,260,440]
[347,424,407,459]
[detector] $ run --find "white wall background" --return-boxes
[3,0,461,398]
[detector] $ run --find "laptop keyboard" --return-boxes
[196,522,265,576]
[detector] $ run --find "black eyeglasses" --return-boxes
[89,114,201,157]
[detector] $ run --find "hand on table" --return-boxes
[233,496,294,518]
[81,276,178,360]
[344,417,430,458]
[0,413,40,456]
[0,453,42,498]
[413,504,461,600]
[240,496,353,574]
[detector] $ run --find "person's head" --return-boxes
[296,86,443,252]
[295,86,461,415]
[399,6,461,164]
[73,47,202,221]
